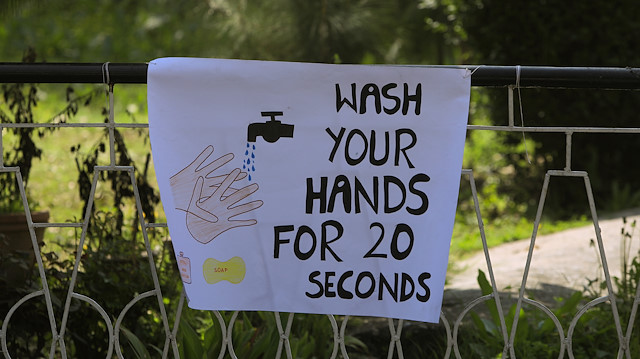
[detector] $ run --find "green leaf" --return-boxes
[469,312,492,341]
[344,335,368,352]
[477,270,493,296]
[120,326,151,359]
[178,316,204,359]
[148,344,163,356]
[477,270,502,327]
[203,320,222,357]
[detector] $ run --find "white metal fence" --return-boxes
[1,65,640,358]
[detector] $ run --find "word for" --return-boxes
[273,221,414,262]
[335,83,422,115]
[326,127,416,168]
[274,220,343,262]
[306,270,431,303]
[305,173,430,215]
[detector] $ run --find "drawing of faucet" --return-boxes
[247,111,294,143]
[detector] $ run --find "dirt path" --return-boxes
[443,210,640,314]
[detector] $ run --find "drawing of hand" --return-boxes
[170,145,247,211]
[186,168,264,244]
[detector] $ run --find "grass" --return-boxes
[451,214,590,260]
[5,84,158,221]
[1,84,162,256]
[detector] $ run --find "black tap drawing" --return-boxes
[247,111,294,143]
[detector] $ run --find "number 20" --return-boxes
[364,222,414,260]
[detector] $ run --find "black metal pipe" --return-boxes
[0,63,148,84]
[1,62,639,89]
[469,65,640,89]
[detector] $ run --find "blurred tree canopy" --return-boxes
[0,0,462,64]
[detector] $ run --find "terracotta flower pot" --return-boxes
[0,211,49,286]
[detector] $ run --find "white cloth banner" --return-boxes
[148,58,470,323]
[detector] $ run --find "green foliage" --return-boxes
[120,325,163,359]
[604,182,640,213]
[64,119,170,357]
[0,51,46,212]
[21,217,174,357]
[0,278,55,357]
[72,125,159,229]
[0,49,97,213]
[614,218,639,304]
[1,105,177,356]
[450,89,591,259]
[575,218,640,357]
[0,0,459,65]
[177,310,365,359]
[0,1,210,62]
[458,90,541,218]
[456,0,640,218]
[1,226,180,358]
[459,270,580,358]
[458,219,640,358]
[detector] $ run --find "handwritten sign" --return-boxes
[148,58,470,322]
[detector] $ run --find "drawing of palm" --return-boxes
[170,146,263,244]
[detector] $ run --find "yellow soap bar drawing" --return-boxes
[203,256,246,284]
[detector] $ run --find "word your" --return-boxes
[336,83,422,115]
[326,127,417,168]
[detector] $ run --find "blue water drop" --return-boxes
[243,143,257,181]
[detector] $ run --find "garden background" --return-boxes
[1,1,639,357]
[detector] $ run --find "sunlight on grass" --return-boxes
[2,84,166,255]
[450,215,590,261]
